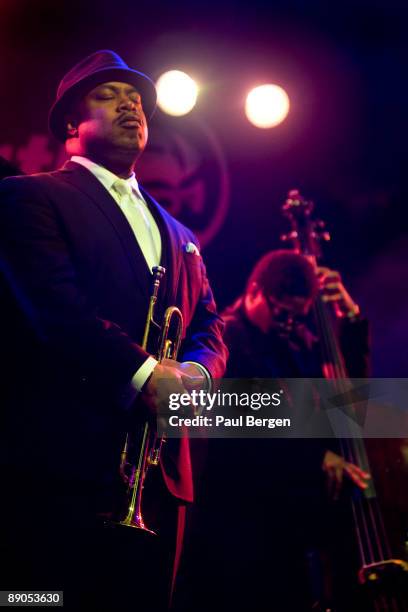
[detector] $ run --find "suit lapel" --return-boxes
[58,161,151,297]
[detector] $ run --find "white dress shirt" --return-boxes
[71,156,159,393]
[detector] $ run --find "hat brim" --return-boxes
[48,67,157,142]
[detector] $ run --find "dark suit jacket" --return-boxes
[0,161,227,504]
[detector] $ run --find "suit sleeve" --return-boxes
[0,176,149,389]
[178,252,228,380]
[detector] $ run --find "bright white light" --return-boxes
[156,70,198,116]
[245,84,290,128]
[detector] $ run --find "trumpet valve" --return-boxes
[148,449,161,466]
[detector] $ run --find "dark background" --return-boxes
[0,0,407,375]
[1,3,407,609]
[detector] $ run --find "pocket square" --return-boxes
[184,242,200,256]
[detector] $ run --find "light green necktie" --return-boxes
[113,179,160,271]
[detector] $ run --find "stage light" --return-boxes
[156,70,198,116]
[245,84,290,128]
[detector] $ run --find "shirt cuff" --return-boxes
[121,356,158,410]
[131,356,158,392]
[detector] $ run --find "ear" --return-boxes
[247,281,260,298]
[66,120,78,138]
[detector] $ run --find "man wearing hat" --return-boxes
[0,50,227,611]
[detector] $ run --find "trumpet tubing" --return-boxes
[113,266,184,534]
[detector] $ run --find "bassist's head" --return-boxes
[243,250,318,334]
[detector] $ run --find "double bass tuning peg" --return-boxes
[280,230,298,242]
[313,220,331,242]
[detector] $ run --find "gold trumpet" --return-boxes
[115,265,183,534]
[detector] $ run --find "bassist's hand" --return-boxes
[322,450,371,500]
[317,267,360,319]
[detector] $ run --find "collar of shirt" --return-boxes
[71,155,145,201]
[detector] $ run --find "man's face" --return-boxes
[72,81,148,157]
[266,293,313,334]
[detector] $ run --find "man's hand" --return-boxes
[322,450,371,500]
[141,358,204,419]
[317,266,360,319]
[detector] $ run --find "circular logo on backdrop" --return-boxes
[135,115,230,247]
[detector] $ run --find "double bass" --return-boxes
[281,189,408,611]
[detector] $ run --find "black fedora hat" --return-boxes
[48,49,157,142]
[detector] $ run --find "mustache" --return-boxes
[117,113,143,126]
